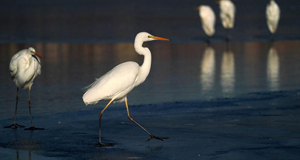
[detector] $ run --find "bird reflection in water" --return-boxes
[13,131,36,160]
[221,43,235,95]
[15,149,31,160]
[200,46,215,92]
[267,45,280,91]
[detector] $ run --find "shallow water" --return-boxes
[0,40,300,160]
[1,41,300,118]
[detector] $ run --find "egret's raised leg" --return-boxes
[4,88,25,129]
[95,99,115,147]
[124,97,168,142]
[25,86,44,131]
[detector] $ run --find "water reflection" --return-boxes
[12,131,34,160]
[200,46,215,92]
[221,44,235,94]
[0,41,299,118]
[15,149,31,160]
[267,45,280,91]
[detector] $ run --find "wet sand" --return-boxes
[0,90,300,160]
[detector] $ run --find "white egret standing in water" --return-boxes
[266,0,280,35]
[82,32,170,146]
[216,0,236,41]
[196,5,216,44]
[5,47,44,130]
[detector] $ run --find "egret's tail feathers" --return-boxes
[82,78,103,92]
[83,99,98,106]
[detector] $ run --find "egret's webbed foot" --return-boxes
[146,135,169,142]
[24,126,44,131]
[95,142,115,147]
[4,123,25,129]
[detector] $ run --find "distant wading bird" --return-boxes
[196,5,216,44]
[216,0,236,41]
[82,32,170,146]
[266,0,280,35]
[5,47,44,130]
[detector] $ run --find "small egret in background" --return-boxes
[82,32,169,146]
[216,0,236,41]
[196,5,216,44]
[5,47,44,130]
[266,0,280,35]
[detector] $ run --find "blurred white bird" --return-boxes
[266,0,280,34]
[83,32,169,146]
[5,47,44,130]
[217,0,235,29]
[217,0,236,41]
[196,5,216,43]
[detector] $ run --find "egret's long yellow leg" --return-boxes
[24,86,44,130]
[124,97,168,142]
[98,99,114,146]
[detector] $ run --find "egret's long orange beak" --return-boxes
[34,52,42,58]
[195,6,201,10]
[152,36,170,41]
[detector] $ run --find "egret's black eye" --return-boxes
[148,35,151,38]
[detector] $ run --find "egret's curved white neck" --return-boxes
[134,40,152,86]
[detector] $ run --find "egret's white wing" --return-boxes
[9,51,24,79]
[83,61,140,105]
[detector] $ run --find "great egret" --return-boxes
[5,47,44,130]
[196,5,216,43]
[82,32,169,146]
[266,0,280,34]
[216,0,236,41]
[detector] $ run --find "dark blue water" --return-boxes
[1,41,300,118]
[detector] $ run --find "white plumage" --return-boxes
[266,0,280,33]
[83,62,140,105]
[197,5,216,36]
[10,47,41,89]
[5,47,43,130]
[218,0,236,28]
[82,32,169,146]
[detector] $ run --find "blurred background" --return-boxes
[0,0,299,42]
